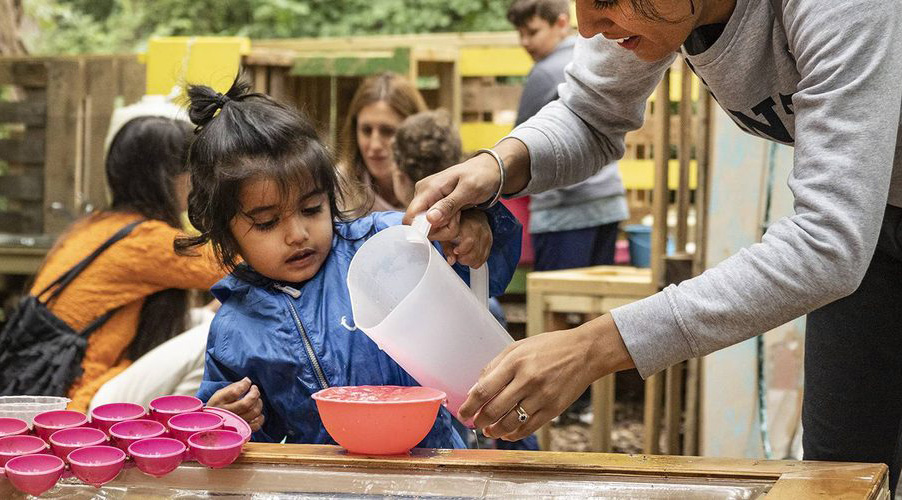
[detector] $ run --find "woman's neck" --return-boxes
[371,174,401,208]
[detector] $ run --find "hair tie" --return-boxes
[216,93,230,109]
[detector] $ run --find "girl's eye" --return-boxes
[254,219,279,231]
[593,0,616,9]
[301,204,323,217]
[379,126,396,137]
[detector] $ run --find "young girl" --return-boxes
[178,76,521,448]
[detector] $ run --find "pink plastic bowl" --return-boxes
[187,430,244,469]
[90,403,146,434]
[67,445,126,487]
[0,434,48,467]
[128,437,185,478]
[32,410,88,441]
[312,386,446,455]
[4,453,64,496]
[0,417,29,437]
[167,411,223,444]
[48,427,107,461]
[149,395,203,426]
[109,419,166,453]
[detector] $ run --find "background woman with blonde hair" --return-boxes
[338,72,427,212]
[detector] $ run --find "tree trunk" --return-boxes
[0,0,26,56]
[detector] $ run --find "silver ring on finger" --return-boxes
[515,404,529,424]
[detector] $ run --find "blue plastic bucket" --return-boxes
[624,224,652,268]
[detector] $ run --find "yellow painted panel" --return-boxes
[146,36,251,96]
[460,47,532,77]
[460,122,514,151]
[618,159,698,190]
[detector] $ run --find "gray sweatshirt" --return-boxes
[508,0,902,377]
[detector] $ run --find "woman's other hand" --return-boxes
[207,377,265,431]
[458,315,634,442]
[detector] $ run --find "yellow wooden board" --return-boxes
[146,36,251,95]
[619,159,698,190]
[459,47,532,77]
[460,122,514,151]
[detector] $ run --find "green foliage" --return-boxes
[24,0,513,55]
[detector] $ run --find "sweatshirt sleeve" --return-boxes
[612,0,902,377]
[508,35,674,196]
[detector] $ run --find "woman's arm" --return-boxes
[614,0,902,378]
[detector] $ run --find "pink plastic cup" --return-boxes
[0,417,29,437]
[167,412,224,444]
[128,437,186,478]
[48,427,108,462]
[90,403,146,435]
[149,395,203,426]
[67,445,126,487]
[109,419,166,453]
[188,429,244,469]
[4,453,64,496]
[32,409,88,441]
[0,434,48,467]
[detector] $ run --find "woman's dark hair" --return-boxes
[105,115,193,360]
[175,73,350,281]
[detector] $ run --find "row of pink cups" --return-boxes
[0,395,248,496]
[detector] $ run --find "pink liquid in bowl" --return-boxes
[48,427,108,462]
[187,430,244,469]
[0,434,48,467]
[109,419,166,453]
[149,395,203,426]
[128,437,185,478]
[312,386,446,455]
[90,402,146,435]
[67,445,126,487]
[4,453,65,496]
[32,410,88,441]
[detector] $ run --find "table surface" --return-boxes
[0,443,888,499]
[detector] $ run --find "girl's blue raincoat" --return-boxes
[197,207,521,448]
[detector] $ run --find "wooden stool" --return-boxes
[526,266,657,452]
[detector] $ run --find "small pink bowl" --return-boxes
[0,417,29,437]
[109,419,166,453]
[32,410,88,441]
[149,395,203,426]
[167,411,224,444]
[188,430,244,469]
[48,427,108,462]
[128,437,185,478]
[67,445,126,487]
[4,453,64,496]
[90,403,146,435]
[0,434,48,467]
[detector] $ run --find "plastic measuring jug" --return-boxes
[347,214,514,420]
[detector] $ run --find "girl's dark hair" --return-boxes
[105,115,193,360]
[176,74,349,280]
[392,109,462,183]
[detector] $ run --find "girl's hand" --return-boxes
[207,377,265,431]
[441,209,492,268]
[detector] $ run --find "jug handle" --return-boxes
[411,213,489,308]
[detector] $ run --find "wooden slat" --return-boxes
[0,169,42,201]
[591,373,616,453]
[664,361,684,455]
[683,357,701,455]
[676,60,693,251]
[118,55,146,106]
[643,373,664,454]
[0,60,48,88]
[0,136,44,165]
[0,203,42,233]
[651,70,671,290]
[43,59,84,235]
[694,89,714,274]
[83,58,118,212]
[0,101,46,126]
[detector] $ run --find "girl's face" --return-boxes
[230,176,333,284]
[356,101,404,183]
[575,0,698,62]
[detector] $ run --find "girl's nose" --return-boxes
[284,215,309,245]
